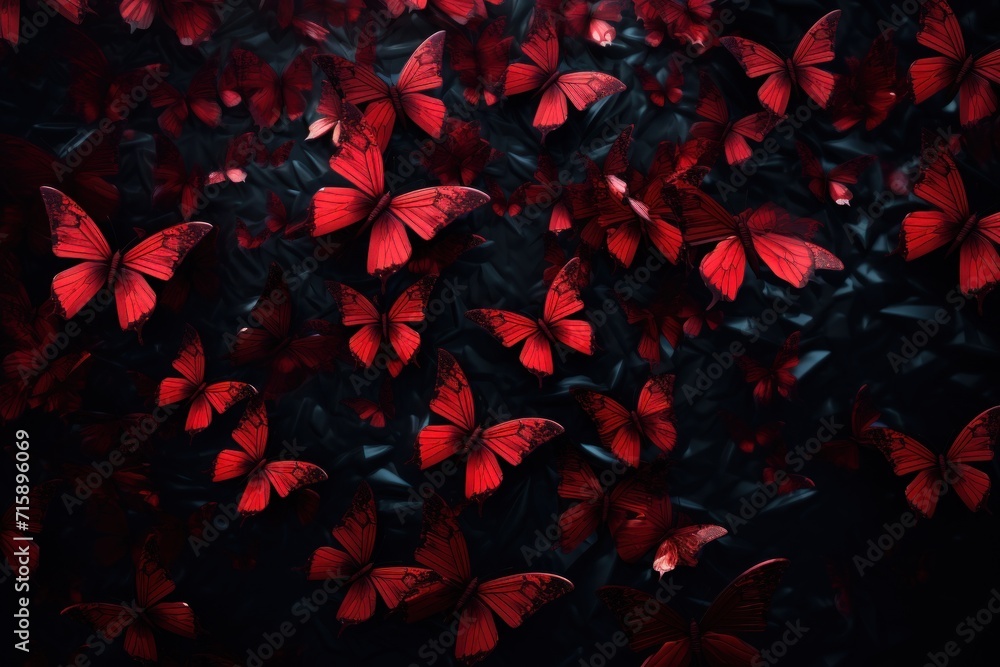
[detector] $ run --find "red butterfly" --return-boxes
[522,153,574,232]
[677,189,843,302]
[421,118,501,186]
[540,0,623,46]
[762,445,815,495]
[43,187,211,332]
[573,374,677,467]
[415,349,564,501]
[598,559,790,667]
[150,59,222,139]
[617,294,683,366]
[62,535,196,662]
[635,62,684,107]
[399,494,574,663]
[383,0,490,25]
[614,495,727,575]
[796,142,876,206]
[899,132,1000,299]
[213,399,328,514]
[720,10,841,115]
[314,31,446,151]
[720,410,784,454]
[910,0,1000,126]
[219,47,315,128]
[235,193,296,249]
[343,379,395,428]
[327,276,436,376]
[503,13,626,139]
[830,34,902,132]
[881,407,999,519]
[310,124,489,278]
[156,325,255,434]
[449,17,513,106]
[306,483,438,623]
[407,232,486,276]
[235,219,271,250]
[634,0,714,49]
[691,72,778,166]
[1,0,86,45]
[821,385,920,470]
[206,132,293,185]
[306,81,362,142]
[466,258,596,381]
[153,135,204,222]
[119,0,221,45]
[737,331,800,405]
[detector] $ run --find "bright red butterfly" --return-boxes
[503,12,626,139]
[314,31,446,151]
[910,0,1000,126]
[212,399,328,514]
[830,33,902,132]
[720,10,841,115]
[156,325,255,434]
[414,349,564,501]
[62,535,196,662]
[466,258,596,381]
[343,379,395,428]
[720,410,784,454]
[310,124,489,278]
[219,47,316,128]
[881,407,999,519]
[43,187,211,332]
[327,276,436,376]
[614,495,727,575]
[153,135,204,222]
[691,72,778,166]
[796,142,876,206]
[150,59,222,139]
[449,17,513,106]
[305,482,438,624]
[119,0,221,45]
[635,62,684,107]
[737,331,800,405]
[821,385,921,470]
[399,494,574,664]
[598,559,790,667]
[573,374,677,467]
[677,188,844,302]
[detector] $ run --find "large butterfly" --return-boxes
[42,187,211,332]
[314,31,447,150]
[830,34,902,132]
[676,188,843,302]
[614,495,727,576]
[737,331,800,405]
[156,325,255,434]
[62,535,196,662]
[305,482,438,623]
[796,142,876,206]
[573,374,677,467]
[118,0,221,45]
[449,17,513,106]
[399,494,574,664]
[881,407,999,519]
[503,12,626,139]
[821,385,922,470]
[909,0,1000,126]
[150,59,222,139]
[310,123,489,278]
[466,258,596,381]
[415,349,564,502]
[598,559,790,667]
[212,399,328,514]
[691,72,778,167]
[219,47,316,128]
[326,276,436,376]
[720,10,841,114]
[899,132,1000,298]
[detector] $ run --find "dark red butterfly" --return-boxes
[1,0,86,45]
[407,232,486,276]
[634,0,714,49]
[314,31,446,151]
[720,10,841,115]
[796,142,876,206]
[635,62,684,107]
[449,17,513,106]
[43,187,212,332]
[720,410,784,454]
[305,483,438,624]
[762,445,816,495]
[399,494,574,664]
[881,407,999,518]
[206,132,293,185]
[466,258,596,381]
[485,176,527,218]
[504,12,626,139]
[156,325,255,434]
[219,47,315,128]
[235,193,295,249]
[691,71,778,166]
[306,81,363,143]
[119,0,221,45]
[598,559,790,667]
[421,118,501,186]
[235,219,271,250]
[343,379,395,428]
[614,495,727,575]
[573,374,677,467]
[821,385,920,470]
[213,399,328,514]
[384,0,490,25]
[830,34,903,132]
[1,348,91,423]
[153,135,204,222]
[617,294,683,366]
[414,349,564,502]
[910,0,1000,126]
[62,535,196,662]
[737,331,800,405]
[522,153,574,232]
[150,59,221,139]
[540,0,623,46]
[263,0,328,41]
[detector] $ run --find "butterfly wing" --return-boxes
[573,390,638,466]
[700,558,789,635]
[945,406,1000,512]
[636,374,677,455]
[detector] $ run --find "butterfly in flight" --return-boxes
[219,47,316,128]
[737,331,800,405]
[415,349,564,502]
[343,379,395,428]
[691,71,778,167]
[150,58,222,139]
[42,187,211,333]
[635,62,684,108]
[830,34,902,132]
[448,17,513,106]
[614,495,727,576]
[796,142,876,206]
[720,10,841,115]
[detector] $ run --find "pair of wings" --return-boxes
[43,187,212,332]
[306,483,437,623]
[119,0,219,46]
[449,18,513,106]
[720,10,841,114]
[153,135,203,221]
[573,374,677,467]
[150,60,221,139]
[635,63,684,108]
[503,14,626,139]
[830,34,901,132]
[466,258,597,379]
[796,142,876,205]
[909,0,1000,125]
[598,559,790,667]
[415,349,565,501]
[614,495,727,575]
[737,332,800,405]
[155,325,255,433]
[315,31,447,150]
[219,47,315,128]
[212,399,328,514]
[343,380,395,428]
[691,72,778,167]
